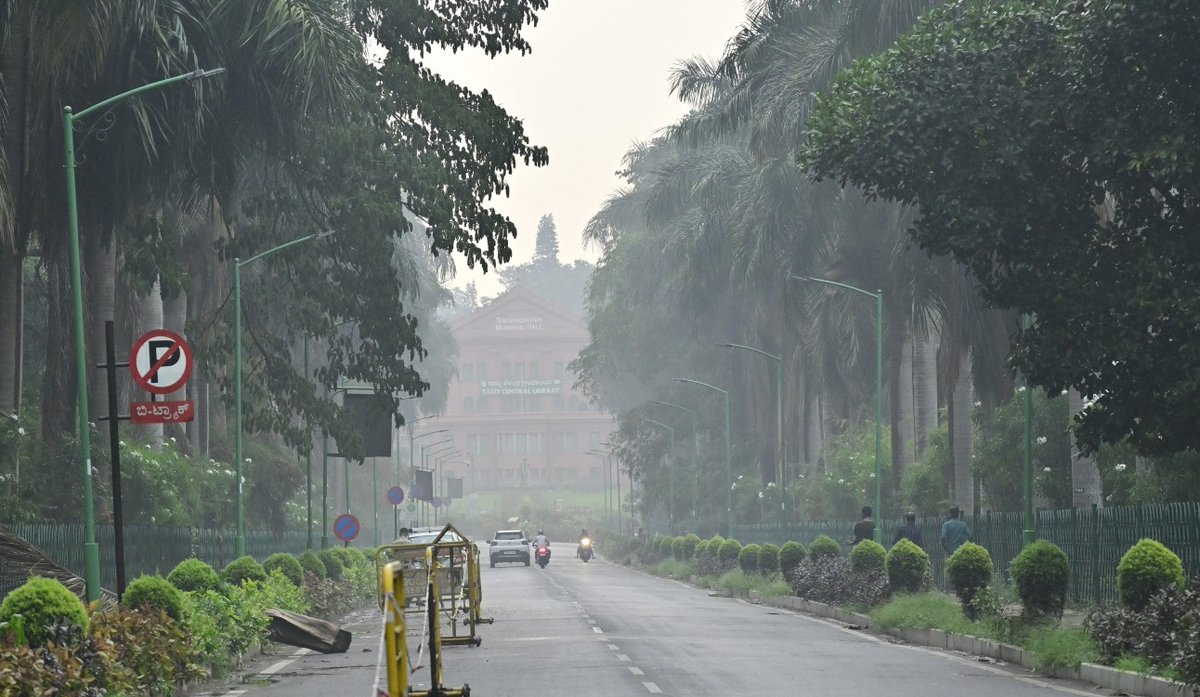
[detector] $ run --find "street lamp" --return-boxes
[421,439,455,524]
[586,449,612,526]
[64,68,225,600]
[652,401,699,519]
[637,416,675,532]
[719,343,786,514]
[674,378,732,533]
[792,275,883,543]
[1022,314,1035,546]
[433,449,462,524]
[235,229,335,556]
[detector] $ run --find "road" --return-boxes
[196,550,1114,697]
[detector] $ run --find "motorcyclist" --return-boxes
[577,529,592,559]
[533,530,551,561]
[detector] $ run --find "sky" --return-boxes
[425,1,750,297]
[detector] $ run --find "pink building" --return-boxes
[421,287,615,491]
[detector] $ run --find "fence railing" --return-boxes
[1,523,308,597]
[645,501,1200,605]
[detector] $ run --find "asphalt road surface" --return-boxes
[196,549,1117,697]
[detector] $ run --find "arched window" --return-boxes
[463,396,475,413]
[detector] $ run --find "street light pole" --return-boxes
[638,416,675,532]
[1022,314,1035,546]
[674,378,732,534]
[719,343,786,515]
[653,401,699,519]
[793,276,884,543]
[65,68,225,600]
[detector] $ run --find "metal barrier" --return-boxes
[375,561,409,697]
[464,544,494,628]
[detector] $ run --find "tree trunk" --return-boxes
[135,277,163,449]
[0,247,21,415]
[948,352,974,515]
[891,331,915,500]
[86,235,116,437]
[1069,389,1101,508]
[163,289,189,448]
[803,376,822,471]
[41,255,76,445]
[913,325,939,454]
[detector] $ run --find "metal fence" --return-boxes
[647,501,1200,605]
[1,523,308,598]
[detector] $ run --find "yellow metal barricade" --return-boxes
[465,544,493,627]
[375,561,408,697]
[411,545,470,696]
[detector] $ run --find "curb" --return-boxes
[754,593,1195,697]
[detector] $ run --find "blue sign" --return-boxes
[412,482,426,500]
[431,496,443,509]
[333,513,360,542]
[387,486,405,505]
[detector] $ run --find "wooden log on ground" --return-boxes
[265,609,352,653]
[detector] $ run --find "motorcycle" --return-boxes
[577,537,593,562]
[535,545,551,568]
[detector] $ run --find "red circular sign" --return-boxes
[129,330,194,395]
[333,513,360,542]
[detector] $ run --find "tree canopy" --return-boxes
[804,0,1200,455]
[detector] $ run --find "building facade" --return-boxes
[422,287,615,491]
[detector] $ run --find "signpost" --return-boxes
[387,486,405,505]
[130,330,194,394]
[333,513,360,544]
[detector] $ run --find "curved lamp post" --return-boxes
[586,449,612,526]
[65,68,225,600]
[652,401,699,519]
[638,416,675,531]
[673,378,732,533]
[719,343,786,515]
[792,275,883,543]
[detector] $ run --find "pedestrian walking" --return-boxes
[893,512,924,548]
[939,505,970,556]
[851,506,875,546]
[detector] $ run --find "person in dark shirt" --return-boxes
[940,505,971,556]
[852,506,875,545]
[893,512,924,548]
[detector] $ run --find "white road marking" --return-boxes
[629,667,645,676]
[592,626,603,633]
[224,691,248,697]
[643,682,663,693]
[617,654,631,662]
[587,618,597,624]
[607,644,619,650]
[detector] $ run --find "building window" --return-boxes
[462,363,474,381]
[501,362,512,379]
[515,433,527,454]
[528,433,542,454]
[502,396,516,412]
[565,433,578,452]
[478,396,489,414]
[589,432,600,449]
[553,395,565,412]
[528,362,539,379]
[467,434,479,454]
[514,362,525,380]
[525,396,540,413]
[463,396,474,413]
[477,363,487,380]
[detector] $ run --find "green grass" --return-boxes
[869,593,978,634]
[1025,627,1098,671]
[1113,656,1181,681]
[713,570,791,598]
[652,558,694,580]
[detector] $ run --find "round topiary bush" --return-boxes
[779,541,807,577]
[319,549,345,580]
[694,539,710,561]
[758,544,780,575]
[1011,539,1070,617]
[886,538,930,594]
[331,546,359,570]
[718,539,742,568]
[298,550,327,580]
[946,542,993,617]
[0,577,88,647]
[122,574,184,621]
[263,553,305,586]
[1117,538,1185,611]
[166,557,222,593]
[809,534,841,560]
[343,547,367,567]
[738,544,762,573]
[222,555,268,585]
[850,539,886,574]
[679,534,701,561]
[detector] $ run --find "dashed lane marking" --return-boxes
[643,682,663,694]
[617,654,631,662]
[629,667,645,676]
[592,626,603,633]
[607,644,619,650]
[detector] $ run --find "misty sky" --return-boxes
[427,1,749,298]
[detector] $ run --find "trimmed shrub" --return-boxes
[122,574,185,621]
[738,544,763,573]
[264,553,305,586]
[1116,538,1185,611]
[166,557,222,593]
[331,546,359,570]
[679,534,701,561]
[758,544,780,575]
[0,577,88,646]
[809,534,841,559]
[946,542,993,618]
[788,557,888,608]
[1011,540,1070,617]
[886,538,930,594]
[298,550,327,580]
[779,541,807,577]
[718,539,742,570]
[344,547,368,567]
[319,549,345,580]
[222,555,268,585]
[850,540,886,574]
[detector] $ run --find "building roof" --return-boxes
[451,286,586,342]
